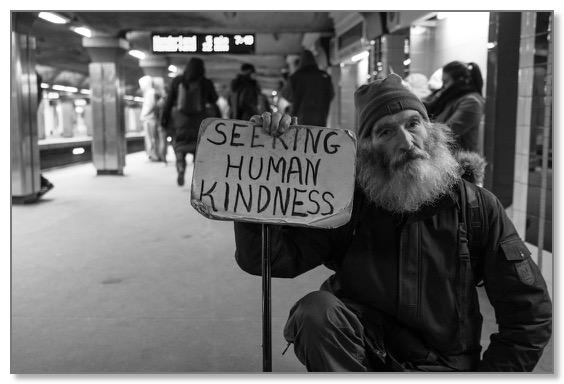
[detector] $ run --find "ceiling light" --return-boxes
[72,27,92,38]
[40,83,49,89]
[129,50,145,60]
[351,51,369,62]
[80,89,91,95]
[168,65,177,73]
[38,12,69,24]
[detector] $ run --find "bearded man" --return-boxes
[233,74,552,372]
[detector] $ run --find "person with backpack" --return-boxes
[229,63,269,121]
[233,74,552,372]
[161,58,218,186]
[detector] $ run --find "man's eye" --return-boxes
[379,129,391,137]
[408,121,420,129]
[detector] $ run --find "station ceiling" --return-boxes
[27,11,337,96]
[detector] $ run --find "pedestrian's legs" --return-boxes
[146,119,159,160]
[283,291,373,372]
[175,147,186,186]
[157,125,168,163]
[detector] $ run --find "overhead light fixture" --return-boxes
[40,83,49,89]
[38,12,69,24]
[72,27,92,38]
[168,65,177,73]
[129,50,145,60]
[52,84,78,93]
[80,89,91,95]
[351,51,369,62]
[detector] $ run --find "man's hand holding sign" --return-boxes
[191,113,357,228]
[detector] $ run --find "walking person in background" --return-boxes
[139,75,160,162]
[229,63,267,121]
[423,61,485,153]
[281,49,334,127]
[154,82,168,165]
[161,58,218,187]
[234,74,552,372]
[35,72,54,197]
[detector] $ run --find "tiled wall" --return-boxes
[512,12,536,238]
[512,11,553,284]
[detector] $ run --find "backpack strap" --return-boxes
[456,179,473,350]
[465,180,486,286]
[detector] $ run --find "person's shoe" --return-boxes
[177,173,184,187]
[38,182,54,197]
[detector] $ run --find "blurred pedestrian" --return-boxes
[161,58,218,186]
[153,78,169,165]
[281,49,334,126]
[35,72,54,197]
[229,63,268,121]
[404,73,431,100]
[139,75,160,162]
[424,61,485,152]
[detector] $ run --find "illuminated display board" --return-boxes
[152,33,255,54]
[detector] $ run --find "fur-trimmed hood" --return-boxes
[456,150,487,187]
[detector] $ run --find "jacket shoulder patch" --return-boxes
[515,260,535,285]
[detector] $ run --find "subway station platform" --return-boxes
[10,150,553,374]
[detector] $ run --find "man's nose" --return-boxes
[396,126,414,151]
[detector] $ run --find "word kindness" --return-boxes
[191,118,356,228]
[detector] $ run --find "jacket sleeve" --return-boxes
[233,221,334,278]
[477,189,552,371]
[445,96,483,137]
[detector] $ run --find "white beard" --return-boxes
[356,123,460,214]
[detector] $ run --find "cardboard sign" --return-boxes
[190,118,357,228]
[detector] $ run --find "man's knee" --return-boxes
[285,291,362,338]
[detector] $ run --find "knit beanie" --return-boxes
[354,73,429,139]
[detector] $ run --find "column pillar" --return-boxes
[83,36,129,175]
[11,12,41,203]
[60,99,75,138]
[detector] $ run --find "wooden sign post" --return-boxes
[191,118,357,371]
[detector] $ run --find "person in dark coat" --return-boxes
[161,58,218,186]
[424,61,485,152]
[234,74,552,372]
[281,49,334,127]
[229,63,264,121]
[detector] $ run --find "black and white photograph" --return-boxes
[7,5,557,380]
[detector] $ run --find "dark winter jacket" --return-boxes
[233,178,552,372]
[281,51,334,126]
[229,74,261,121]
[162,59,218,152]
[425,86,484,152]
